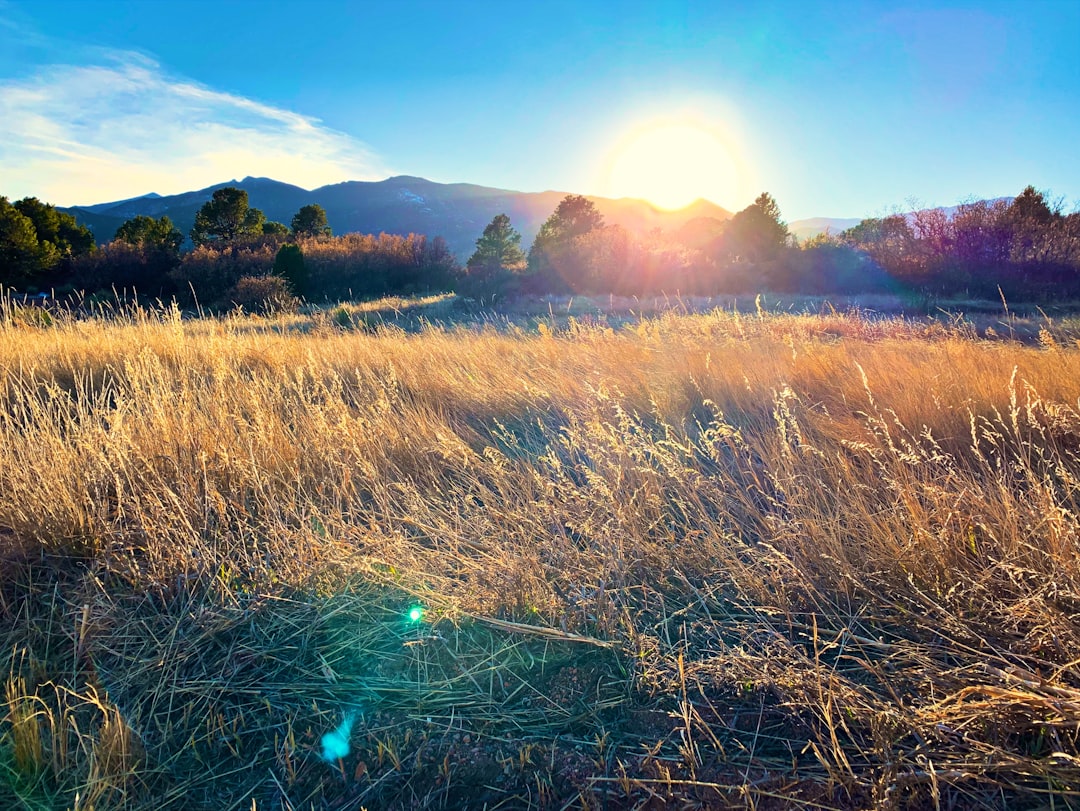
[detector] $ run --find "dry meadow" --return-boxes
[2,296,1080,809]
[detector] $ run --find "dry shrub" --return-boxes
[228,275,298,314]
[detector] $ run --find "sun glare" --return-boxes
[605,123,740,210]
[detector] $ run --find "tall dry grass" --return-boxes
[1,299,1080,808]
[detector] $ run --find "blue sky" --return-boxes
[1,0,1078,219]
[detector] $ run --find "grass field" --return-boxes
[2,295,1080,809]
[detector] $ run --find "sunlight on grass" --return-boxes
[1,295,1080,808]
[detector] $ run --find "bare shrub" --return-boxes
[229,274,298,314]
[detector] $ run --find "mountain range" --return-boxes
[61,176,752,259]
[61,174,886,258]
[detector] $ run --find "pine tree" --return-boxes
[525,195,604,292]
[291,204,332,238]
[467,214,526,275]
[273,243,308,295]
[190,188,267,245]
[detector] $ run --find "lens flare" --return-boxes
[321,711,357,762]
[407,606,424,622]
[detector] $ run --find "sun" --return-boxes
[605,123,739,210]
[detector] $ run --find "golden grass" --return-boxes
[2,297,1080,808]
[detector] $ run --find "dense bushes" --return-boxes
[162,232,457,307]
[272,243,308,295]
[58,231,459,309]
[837,187,1080,300]
[7,184,1080,307]
[458,187,1080,302]
[300,232,457,301]
[171,236,280,305]
[71,240,178,297]
[3,189,459,308]
[228,275,298,313]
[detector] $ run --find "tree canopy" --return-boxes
[526,195,605,291]
[0,195,95,288]
[467,214,526,274]
[115,215,183,254]
[0,198,48,286]
[529,195,604,261]
[13,197,96,259]
[1008,185,1058,228]
[273,243,307,294]
[262,221,290,237]
[291,204,332,239]
[460,214,527,298]
[840,215,915,275]
[190,188,267,246]
[716,192,789,263]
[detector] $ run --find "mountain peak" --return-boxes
[229,176,309,190]
[384,175,431,185]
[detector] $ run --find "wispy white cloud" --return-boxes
[0,51,390,205]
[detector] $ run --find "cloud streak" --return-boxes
[0,51,390,205]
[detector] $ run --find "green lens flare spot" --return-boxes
[407,606,424,623]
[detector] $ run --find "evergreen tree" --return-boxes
[526,195,604,292]
[717,192,789,263]
[291,204,331,238]
[262,221,290,237]
[1008,185,1057,228]
[273,243,308,295]
[1007,185,1061,264]
[467,214,526,274]
[12,197,95,260]
[0,196,94,288]
[0,197,51,286]
[115,215,183,253]
[12,198,59,247]
[190,187,266,245]
[460,214,527,297]
[82,214,186,295]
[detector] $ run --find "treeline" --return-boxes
[0,188,457,310]
[0,196,96,288]
[834,188,1080,299]
[2,183,1078,308]
[460,185,1080,301]
[172,232,457,307]
[459,192,811,298]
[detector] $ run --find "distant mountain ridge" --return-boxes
[61,176,734,259]
[78,192,164,215]
[787,217,863,241]
[786,200,1015,242]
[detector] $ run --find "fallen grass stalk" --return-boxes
[466,616,616,648]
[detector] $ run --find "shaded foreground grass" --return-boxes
[2,299,1080,809]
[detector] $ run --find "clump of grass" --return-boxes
[2,674,142,810]
[4,678,44,778]
[330,305,352,329]
[2,296,1080,808]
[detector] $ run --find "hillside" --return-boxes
[61,176,733,259]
